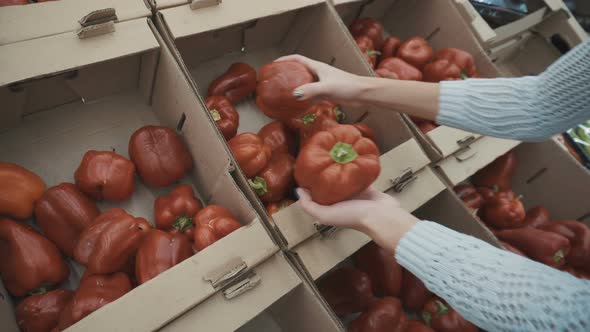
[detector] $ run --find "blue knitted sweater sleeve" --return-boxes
[437,40,590,141]
[395,221,590,332]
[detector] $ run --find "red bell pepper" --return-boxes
[478,190,525,229]
[353,123,378,144]
[285,100,343,131]
[397,37,433,70]
[205,96,240,141]
[375,57,422,81]
[350,18,384,50]
[74,151,135,202]
[0,0,29,6]
[249,153,295,203]
[472,150,517,191]
[135,229,194,284]
[193,205,242,252]
[522,206,551,229]
[55,273,132,331]
[496,228,570,268]
[349,297,406,332]
[128,125,194,187]
[422,298,478,332]
[0,218,69,296]
[34,183,100,257]
[500,241,527,257]
[0,162,46,219]
[74,208,151,274]
[228,133,273,178]
[154,184,202,240]
[298,116,339,148]
[453,184,484,210]
[207,62,257,103]
[354,242,402,297]
[400,268,432,312]
[423,60,463,83]
[266,199,295,216]
[258,121,297,156]
[318,266,376,316]
[542,220,590,272]
[405,320,435,332]
[380,36,402,61]
[16,289,73,332]
[355,35,380,68]
[434,48,476,78]
[256,61,315,120]
[295,124,381,205]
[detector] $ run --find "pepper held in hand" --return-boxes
[154,184,202,240]
[0,218,69,296]
[16,289,74,332]
[256,61,315,120]
[228,133,273,178]
[355,242,402,297]
[135,229,193,284]
[208,62,257,103]
[422,298,478,332]
[496,228,570,268]
[349,297,406,332]
[542,220,590,272]
[397,37,433,70]
[193,205,241,251]
[74,208,151,274]
[318,266,376,316]
[478,190,525,229]
[0,162,45,219]
[74,150,135,202]
[55,273,132,331]
[129,125,194,187]
[295,124,380,205]
[205,96,239,141]
[34,183,100,257]
[249,153,295,203]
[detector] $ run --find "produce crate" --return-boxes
[298,186,499,330]
[0,3,305,331]
[155,0,444,263]
[454,0,588,77]
[439,139,590,226]
[331,0,521,164]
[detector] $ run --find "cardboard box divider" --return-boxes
[0,10,328,331]
[454,0,588,77]
[156,0,443,258]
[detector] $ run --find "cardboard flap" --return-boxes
[0,0,150,46]
[373,139,430,192]
[0,19,159,87]
[77,21,116,39]
[428,127,482,159]
[160,0,324,39]
[79,8,118,26]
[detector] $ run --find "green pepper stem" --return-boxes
[329,142,358,164]
[460,72,469,80]
[210,109,222,121]
[367,50,381,56]
[249,177,268,197]
[302,114,317,125]
[334,107,345,123]
[434,300,449,315]
[422,312,432,326]
[554,249,565,263]
[173,215,194,231]
[29,283,52,296]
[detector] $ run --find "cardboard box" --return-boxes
[454,0,589,76]
[0,6,302,331]
[332,0,517,163]
[155,0,443,256]
[297,185,499,329]
[438,139,590,226]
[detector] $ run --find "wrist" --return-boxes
[360,207,419,253]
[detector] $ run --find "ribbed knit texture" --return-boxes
[395,221,590,332]
[438,40,590,141]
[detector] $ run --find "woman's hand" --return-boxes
[296,187,419,253]
[275,54,372,107]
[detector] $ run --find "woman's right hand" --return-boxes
[275,54,372,107]
[296,187,419,253]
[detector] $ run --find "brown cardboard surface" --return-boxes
[0,0,151,46]
[0,18,282,332]
[157,0,438,258]
[334,0,501,162]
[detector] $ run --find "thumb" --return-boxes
[293,82,326,101]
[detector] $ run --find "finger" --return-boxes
[293,82,326,101]
[275,54,320,75]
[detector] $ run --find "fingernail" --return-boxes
[293,89,304,100]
